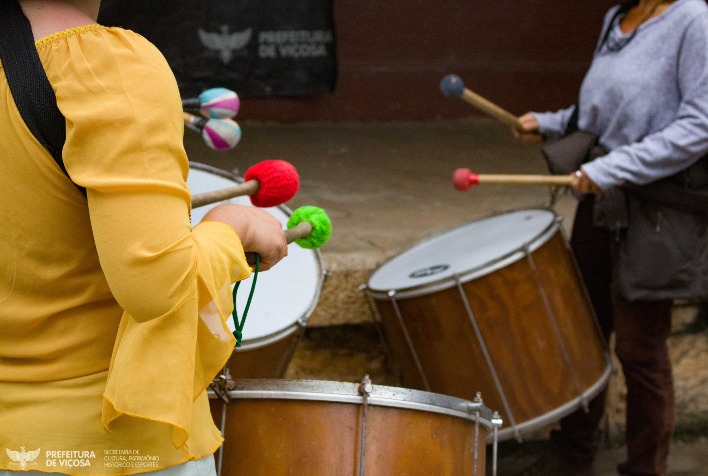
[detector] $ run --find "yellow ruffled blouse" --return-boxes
[0,25,249,474]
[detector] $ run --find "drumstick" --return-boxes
[184,112,242,151]
[440,74,523,131]
[191,159,300,209]
[182,87,240,119]
[245,205,332,265]
[453,167,572,191]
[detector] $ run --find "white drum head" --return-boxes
[188,163,323,342]
[367,209,557,294]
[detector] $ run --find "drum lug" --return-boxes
[491,411,504,476]
[358,374,373,396]
[465,391,484,413]
[210,368,233,404]
[491,411,503,429]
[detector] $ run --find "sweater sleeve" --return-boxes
[583,14,708,189]
[50,27,250,447]
[532,105,577,140]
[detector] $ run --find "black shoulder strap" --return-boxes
[0,0,85,196]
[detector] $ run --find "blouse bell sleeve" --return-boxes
[52,27,250,447]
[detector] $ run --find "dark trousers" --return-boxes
[553,196,675,475]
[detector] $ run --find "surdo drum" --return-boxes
[208,377,502,476]
[188,163,326,378]
[364,208,611,441]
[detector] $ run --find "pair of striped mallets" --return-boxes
[439,74,574,191]
[183,87,243,151]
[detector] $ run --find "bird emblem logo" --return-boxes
[198,26,252,64]
[6,447,41,470]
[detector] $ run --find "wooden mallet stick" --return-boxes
[440,74,523,130]
[191,181,259,208]
[453,168,572,191]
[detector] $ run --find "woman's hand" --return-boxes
[201,204,288,271]
[570,169,603,194]
[512,112,545,144]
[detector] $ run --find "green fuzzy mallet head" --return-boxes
[287,206,332,249]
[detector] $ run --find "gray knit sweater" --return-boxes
[534,0,708,190]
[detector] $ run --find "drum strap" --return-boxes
[232,254,260,347]
[0,0,86,197]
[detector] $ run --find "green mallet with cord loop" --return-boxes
[245,205,331,265]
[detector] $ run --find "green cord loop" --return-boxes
[232,254,260,348]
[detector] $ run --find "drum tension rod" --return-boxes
[491,411,504,476]
[357,375,373,476]
[471,393,482,476]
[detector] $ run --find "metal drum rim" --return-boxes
[364,207,561,299]
[209,378,498,428]
[235,321,302,350]
[494,359,612,441]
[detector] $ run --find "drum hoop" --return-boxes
[493,358,612,441]
[364,208,561,299]
[207,378,496,427]
[188,162,327,330]
[235,321,303,350]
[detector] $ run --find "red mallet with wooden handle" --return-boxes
[440,74,523,131]
[191,159,299,209]
[182,87,240,119]
[184,112,241,151]
[453,168,572,191]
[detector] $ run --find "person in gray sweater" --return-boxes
[514,0,708,474]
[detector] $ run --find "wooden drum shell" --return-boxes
[366,210,611,440]
[225,327,304,379]
[209,380,495,476]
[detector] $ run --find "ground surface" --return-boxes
[187,119,708,475]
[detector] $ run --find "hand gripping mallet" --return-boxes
[440,74,524,131]
[245,205,332,265]
[453,168,572,191]
[232,206,331,351]
[184,111,242,151]
[182,87,240,119]
[191,159,300,209]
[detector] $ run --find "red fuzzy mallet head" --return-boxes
[453,168,479,191]
[244,159,300,207]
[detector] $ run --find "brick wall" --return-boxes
[240,1,618,121]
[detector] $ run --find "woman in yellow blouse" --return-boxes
[0,1,287,474]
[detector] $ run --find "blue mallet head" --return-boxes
[440,74,465,98]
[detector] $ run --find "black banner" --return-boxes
[98,0,337,98]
